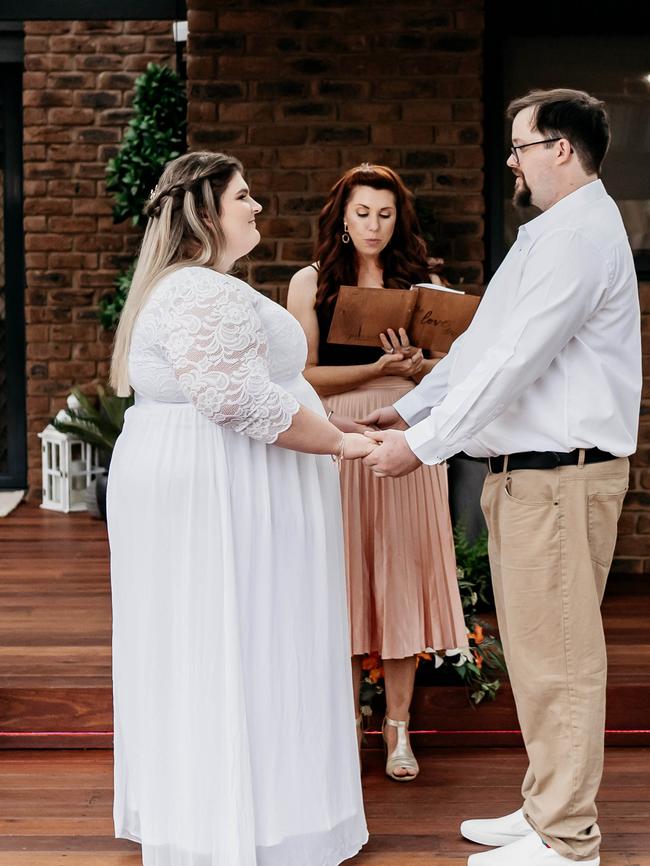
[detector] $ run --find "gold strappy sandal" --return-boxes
[382,715,419,782]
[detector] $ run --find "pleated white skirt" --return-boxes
[107,382,367,866]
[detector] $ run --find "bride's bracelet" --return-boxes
[331,433,345,466]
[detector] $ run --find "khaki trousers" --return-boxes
[480,456,629,861]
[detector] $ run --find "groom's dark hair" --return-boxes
[507,88,611,176]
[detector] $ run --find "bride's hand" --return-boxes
[342,432,379,460]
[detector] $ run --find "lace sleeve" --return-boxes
[157,267,300,443]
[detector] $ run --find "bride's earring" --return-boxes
[341,222,350,244]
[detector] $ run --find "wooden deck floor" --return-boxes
[0,746,648,865]
[0,503,649,862]
[1,502,649,746]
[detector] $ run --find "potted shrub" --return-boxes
[53,385,133,520]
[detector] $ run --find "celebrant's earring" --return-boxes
[341,222,350,244]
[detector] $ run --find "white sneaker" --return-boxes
[467,832,600,865]
[461,807,534,847]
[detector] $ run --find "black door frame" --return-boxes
[484,2,650,281]
[0,1,185,20]
[0,61,26,489]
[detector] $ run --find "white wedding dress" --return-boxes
[107,265,367,866]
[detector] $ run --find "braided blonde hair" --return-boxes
[110,150,243,396]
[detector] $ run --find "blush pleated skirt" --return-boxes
[328,375,468,660]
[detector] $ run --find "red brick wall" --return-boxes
[187,0,485,305]
[614,281,650,574]
[23,20,175,492]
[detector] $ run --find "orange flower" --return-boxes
[471,624,485,645]
[362,652,381,671]
[369,666,385,683]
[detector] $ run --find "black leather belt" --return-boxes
[486,448,618,474]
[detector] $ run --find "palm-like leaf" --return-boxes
[52,386,133,452]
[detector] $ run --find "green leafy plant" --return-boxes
[100,63,187,332]
[52,386,134,457]
[99,261,136,332]
[358,526,507,712]
[106,63,187,227]
[454,523,494,614]
[455,618,507,704]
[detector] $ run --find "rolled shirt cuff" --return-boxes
[404,417,451,465]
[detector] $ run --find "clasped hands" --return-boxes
[330,328,423,478]
[332,406,421,477]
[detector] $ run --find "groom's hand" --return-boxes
[356,405,408,431]
[362,429,421,477]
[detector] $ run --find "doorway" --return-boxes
[0,48,26,490]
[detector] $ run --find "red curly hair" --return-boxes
[314,164,432,315]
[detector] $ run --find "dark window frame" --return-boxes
[0,61,26,489]
[484,2,650,281]
[0,1,185,20]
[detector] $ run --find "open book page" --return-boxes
[412,282,466,295]
[327,285,417,347]
[410,285,481,352]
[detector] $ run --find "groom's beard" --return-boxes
[513,173,532,208]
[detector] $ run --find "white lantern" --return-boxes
[38,424,101,513]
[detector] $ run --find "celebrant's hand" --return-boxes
[356,405,408,431]
[374,351,420,377]
[362,429,421,477]
[328,412,368,434]
[379,328,424,377]
[343,432,379,460]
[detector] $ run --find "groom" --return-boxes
[362,88,641,866]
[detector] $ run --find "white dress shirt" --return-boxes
[396,180,641,463]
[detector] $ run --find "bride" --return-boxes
[107,151,371,866]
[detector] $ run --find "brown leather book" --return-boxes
[327,284,481,353]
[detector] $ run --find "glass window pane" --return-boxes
[502,35,650,273]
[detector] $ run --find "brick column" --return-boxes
[613,280,650,573]
[23,20,175,493]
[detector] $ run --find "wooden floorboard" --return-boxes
[0,747,648,864]
[1,502,650,744]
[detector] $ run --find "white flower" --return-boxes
[66,394,82,411]
[448,647,474,667]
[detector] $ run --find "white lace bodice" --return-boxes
[129,266,305,443]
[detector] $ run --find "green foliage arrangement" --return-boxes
[454,524,494,614]
[98,261,136,332]
[100,63,187,332]
[106,63,187,227]
[358,524,507,712]
[53,386,134,457]
[452,523,505,704]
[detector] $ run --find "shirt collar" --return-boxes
[518,179,607,242]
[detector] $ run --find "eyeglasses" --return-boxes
[509,138,562,164]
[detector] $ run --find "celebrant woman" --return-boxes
[288,163,468,783]
[107,151,370,866]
